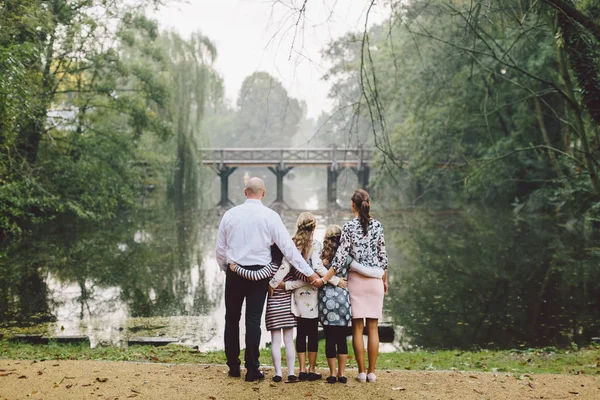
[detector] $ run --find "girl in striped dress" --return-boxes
[231,248,298,383]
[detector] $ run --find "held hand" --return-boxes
[308,272,320,285]
[228,263,238,272]
[338,278,348,289]
[312,278,324,288]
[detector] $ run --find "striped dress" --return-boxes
[234,263,297,331]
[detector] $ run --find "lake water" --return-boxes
[2,171,599,351]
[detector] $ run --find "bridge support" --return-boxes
[352,165,370,191]
[268,166,293,206]
[327,167,342,206]
[217,166,237,207]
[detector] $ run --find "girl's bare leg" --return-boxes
[298,351,306,373]
[326,358,336,377]
[337,354,348,377]
[308,352,318,373]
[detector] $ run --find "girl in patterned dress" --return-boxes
[323,189,389,383]
[318,224,351,384]
[230,246,297,382]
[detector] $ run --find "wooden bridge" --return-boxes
[200,147,373,207]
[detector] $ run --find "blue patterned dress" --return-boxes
[318,255,352,327]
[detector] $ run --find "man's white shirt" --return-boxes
[215,199,313,276]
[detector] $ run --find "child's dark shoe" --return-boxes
[338,376,348,384]
[272,375,282,383]
[326,376,337,384]
[308,372,322,381]
[287,375,298,382]
[298,372,309,381]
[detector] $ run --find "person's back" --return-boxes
[340,217,386,269]
[218,200,279,268]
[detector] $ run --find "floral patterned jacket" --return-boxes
[331,218,388,274]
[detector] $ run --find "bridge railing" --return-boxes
[199,147,373,166]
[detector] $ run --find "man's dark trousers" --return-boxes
[224,265,269,373]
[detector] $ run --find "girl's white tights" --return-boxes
[271,328,295,377]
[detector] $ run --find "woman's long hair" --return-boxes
[292,212,317,259]
[321,224,342,266]
[351,189,372,235]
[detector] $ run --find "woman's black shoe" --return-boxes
[298,372,309,381]
[338,376,348,384]
[287,375,298,382]
[272,375,282,383]
[308,372,322,381]
[326,376,337,384]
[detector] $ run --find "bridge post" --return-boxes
[327,167,342,205]
[268,165,293,206]
[352,165,370,191]
[351,146,370,191]
[217,166,237,207]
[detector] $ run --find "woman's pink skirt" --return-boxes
[347,271,384,319]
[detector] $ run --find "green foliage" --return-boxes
[0,1,223,243]
[322,0,599,215]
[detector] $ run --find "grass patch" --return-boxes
[1,339,598,375]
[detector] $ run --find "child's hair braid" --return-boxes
[292,212,317,259]
[321,224,342,265]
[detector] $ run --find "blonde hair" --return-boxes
[292,212,317,259]
[321,224,342,265]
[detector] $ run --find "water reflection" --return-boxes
[0,205,369,351]
[389,209,600,349]
[0,207,223,349]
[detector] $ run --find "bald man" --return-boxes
[215,177,321,381]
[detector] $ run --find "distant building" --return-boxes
[47,104,78,131]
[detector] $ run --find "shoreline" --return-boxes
[1,340,599,375]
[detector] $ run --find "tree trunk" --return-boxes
[554,21,600,194]
[534,96,568,187]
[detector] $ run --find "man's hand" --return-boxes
[308,272,320,283]
[228,263,238,272]
[308,272,322,288]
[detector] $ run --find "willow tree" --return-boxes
[158,31,220,212]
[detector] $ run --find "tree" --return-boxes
[234,71,304,147]
[0,2,172,242]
